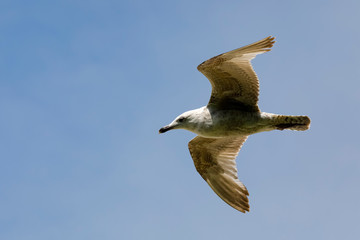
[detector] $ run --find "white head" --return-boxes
[159,108,205,134]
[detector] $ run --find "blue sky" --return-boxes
[1,0,360,239]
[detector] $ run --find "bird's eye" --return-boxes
[178,117,186,123]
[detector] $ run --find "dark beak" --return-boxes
[159,125,173,134]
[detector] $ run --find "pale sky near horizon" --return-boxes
[1,0,360,239]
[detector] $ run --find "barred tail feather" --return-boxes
[274,115,311,131]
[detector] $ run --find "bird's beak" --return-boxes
[159,125,174,134]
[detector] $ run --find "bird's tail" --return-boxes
[272,115,311,131]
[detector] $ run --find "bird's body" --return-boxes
[159,36,310,213]
[179,106,309,138]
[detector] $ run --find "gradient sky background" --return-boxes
[1,0,360,239]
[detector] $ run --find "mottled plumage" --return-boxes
[159,36,310,213]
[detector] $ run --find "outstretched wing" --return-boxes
[197,36,275,111]
[188,136,250,213]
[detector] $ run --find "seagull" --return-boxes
[159,36,310,213]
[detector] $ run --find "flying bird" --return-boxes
[159,36,310,213]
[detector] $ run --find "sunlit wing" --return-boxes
[188,136,250,213]
[197,36,275,111]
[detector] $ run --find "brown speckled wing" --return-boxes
[188,136,250,213]
[197,36,275,111]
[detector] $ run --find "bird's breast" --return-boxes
[195,110,262,137]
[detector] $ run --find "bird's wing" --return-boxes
[197,36,275,111]
[188,136,250,213]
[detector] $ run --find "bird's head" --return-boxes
[159,108,203,134]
